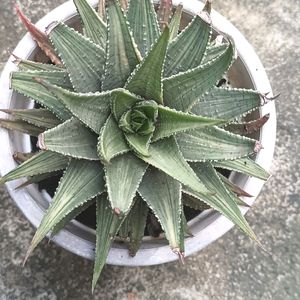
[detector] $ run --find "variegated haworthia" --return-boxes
[0,0,274,290]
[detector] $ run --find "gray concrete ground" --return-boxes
[0,0,299,299]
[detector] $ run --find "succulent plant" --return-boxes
[0,0,274,290]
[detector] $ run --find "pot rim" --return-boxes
[0,0,276,266]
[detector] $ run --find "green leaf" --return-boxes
[163,42,235,112]
[191,87,262,120]
[51,198,95,237]
[139,136,211,196]
[201,44,227,65]
[15,172,61,190]
[41,118,99,160]
[177,126,259,161]
[49,22,105,92]
[182,192,210,211]
[169,4,183,41]
[25,159,105,263]
[186,162,259,243]
[102,0,141,90]
[125,27,170,103]
[217,173,253,198]
[37,81,112,134]
[105,153,147,215]
[124,133,151,156]
[139,167,183,254]
[0,109,61,129]
[93,194,125,291]
[152,105,226,141]
[0,151,68,185]
[164,14,212,77]
[212,157,269,181]
[118,195,148,256]
[127,0,160,57]
[74,0,107,48]
[0,118,44,136]
[11,70,72,120]
[14,57,64,72]
[98,115,130,163]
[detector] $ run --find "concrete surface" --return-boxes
[0,0,299,299]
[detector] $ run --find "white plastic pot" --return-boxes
[0,0,276,266]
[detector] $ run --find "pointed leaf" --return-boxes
[105,153,147,215]
[102,0,141,90]
[157,0,172,30]
[139,136,211,196]
[74,0,107,48]
[37,81,112,134]
[139,167,182,253]
[177,126,259,162]
[40,118,99,160]
[51,198,95,237]
[15,5,62,65]
[153,105,225,141]
[212,157,269,180]
[98,115,130,163]
[0,118,44,136]
[191,87,262,120]
[25,160,105,262]
[127,0,160,57]
[169,4,183,41]
[11,70,73,120]
[164,14,212,77]
[0,109,61,129]
[49,22,105,92]
[217,173,253,197]
[124,133,152,156]
[93,194,124,291]
[0,151,68,185]
[182,192,210,210]
[201,44,227,65]
[163,42,235,112]
[125,27,170,103]
[186,162,259,242]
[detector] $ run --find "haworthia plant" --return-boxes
[0,0,274,290]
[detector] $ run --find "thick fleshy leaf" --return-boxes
[212,157,270,181]
[163,42,235,112]
[157,0,172,30]
[92,194,125,291]
[118,196,148,256]
[0,151,68,185]
[15,5,62,65]
[169,4,183,41]
[105,153,147,215]
[186,162,259,242]
[127,0,160,57]
[139,167,182,254]
[11,70,72,120]
[0,118,44,136]
[39,118,99,160]
[201,44,227,65]
[13,56,64,72]
[191,87,262,120]
[51,198,95,237]
[0,109,61,129]
[102,0,141,90]
[37,80,112,134]
[218,173,253,197]
[182,192,210,210]
[139,136,211,196]
[49,22,105,93]
[25,159,105,262]
[177,126,259,161]
[98,115,130,162]
[125,27,170,103]
[153,106,225,141]
[124,133,152,156]
[224,114,270,136]
[164,14,212,77]
[74,0,107,48]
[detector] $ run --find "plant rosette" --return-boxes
[0,0,276,289]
